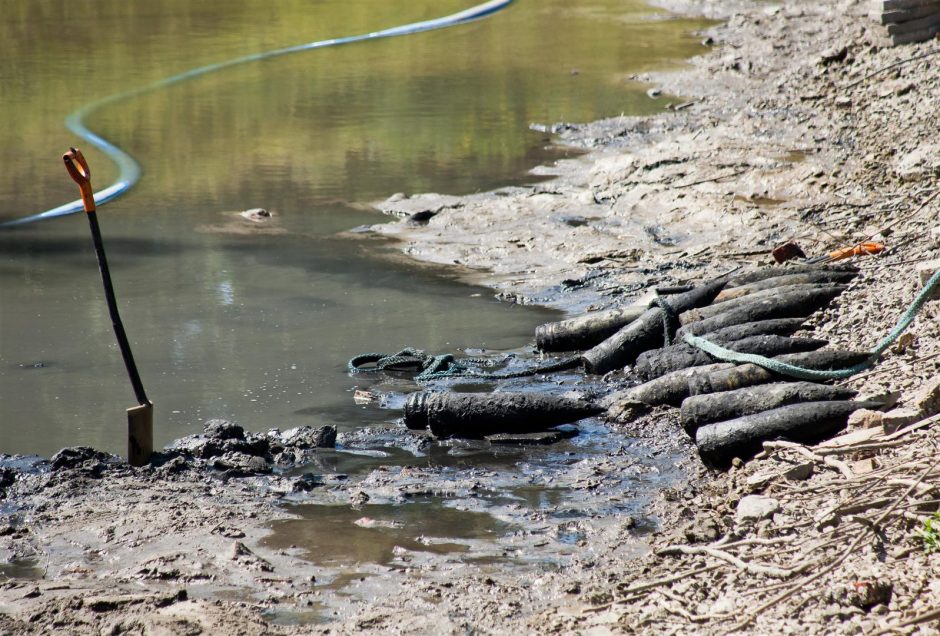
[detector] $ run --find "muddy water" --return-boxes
[264,499,510,567]
[0,0,710,457]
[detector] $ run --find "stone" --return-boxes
[485,428,579,446]
[913,376,940,416]
[783,462,814,481]
[881,407,920,434]
[203,420,244,441]
[49,447,113,471]
[847,408,884,429]
[736,495,780,521]
[279,425,337,449]
[211,452,271,475]
[916,259,940,300]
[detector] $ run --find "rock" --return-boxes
[682,517,721,544]
[211,452,271,476]
[818,46,848,65]
[880,407,920,434]
[914,377,940,416]
[238,208,272,222]
[851,458,877,475]
[783,462,814,481]
[485,428,579,445]
[49,447,113,471]
[0,468,14,490]
[736,495,780,521]
[647,88,662,98]
[916,259,940,300]
[279,425,337,449]
[204,420,244,441]
[828,578,892,609]
[847,409,883,430]
[291,473,324,493]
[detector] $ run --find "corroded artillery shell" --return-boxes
[676,286,847,337]
[403,391,603,439]
[680,381,857,436]
[726,263,858,288]
[695,400,884,467]
[581,279,727,375]
[536,304,647,352]
[684,284,846,323]
[688,350,872,395]
[633,335,827,381]
[699,318,808,342]
[604,362,734,423]
[714,271,857,303]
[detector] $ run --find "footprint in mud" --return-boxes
[197,208,286,235]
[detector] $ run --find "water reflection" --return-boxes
[0,0,711,456]
[263,499,509,567]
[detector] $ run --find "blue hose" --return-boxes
[1,0,514,229]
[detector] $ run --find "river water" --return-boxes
[0,0,710,456]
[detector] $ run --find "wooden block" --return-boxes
[892,23,940,44]
[879,4,940,23]
[128,401,154,467]
[887,10,940,33]
[873,0,940,12]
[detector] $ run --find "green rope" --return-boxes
[649,295,680,346]
[683,267,940,380]
[348,348,581,382]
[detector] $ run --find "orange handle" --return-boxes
[63,147,96,213]
[828,241,885,261]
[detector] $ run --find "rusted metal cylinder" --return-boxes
[714,271,857,303]
[675,285,847,337]
[403,391,603,439]
[695,400,884,467]
[581,279,727,375]
[535,305,647,352]
[604,362,734,422]
[680,382,857,436]
[698,318,808,342]
[726,263,858,288]
[688,350,872,395]
[686,284,846,323]
[633,335,827,381]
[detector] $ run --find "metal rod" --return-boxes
[86,210,149,406]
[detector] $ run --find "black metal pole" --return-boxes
[86,210,149,406]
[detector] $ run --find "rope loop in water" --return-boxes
[348,348,580,383]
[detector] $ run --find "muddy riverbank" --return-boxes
[4,0,940,633]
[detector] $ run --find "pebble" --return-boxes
[736,495,780,521]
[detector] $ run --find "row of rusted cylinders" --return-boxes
[403,263,878,466]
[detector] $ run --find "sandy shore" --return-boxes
[3,0,940,633]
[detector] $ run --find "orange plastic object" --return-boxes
[62,147,96,213]
[827,241,885,262]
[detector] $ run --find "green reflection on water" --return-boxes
[0,1,712,456]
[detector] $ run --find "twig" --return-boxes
[672,168,750,190]
[657,588,733,623]
[843,48,940,91]
[656,544,808,579]
[762,440,854,478]
[580,564,722,613]
[871,605,940,635]
[731,457,940,630]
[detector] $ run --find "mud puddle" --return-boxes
[264,498,510,567]
[0,558,42,581]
